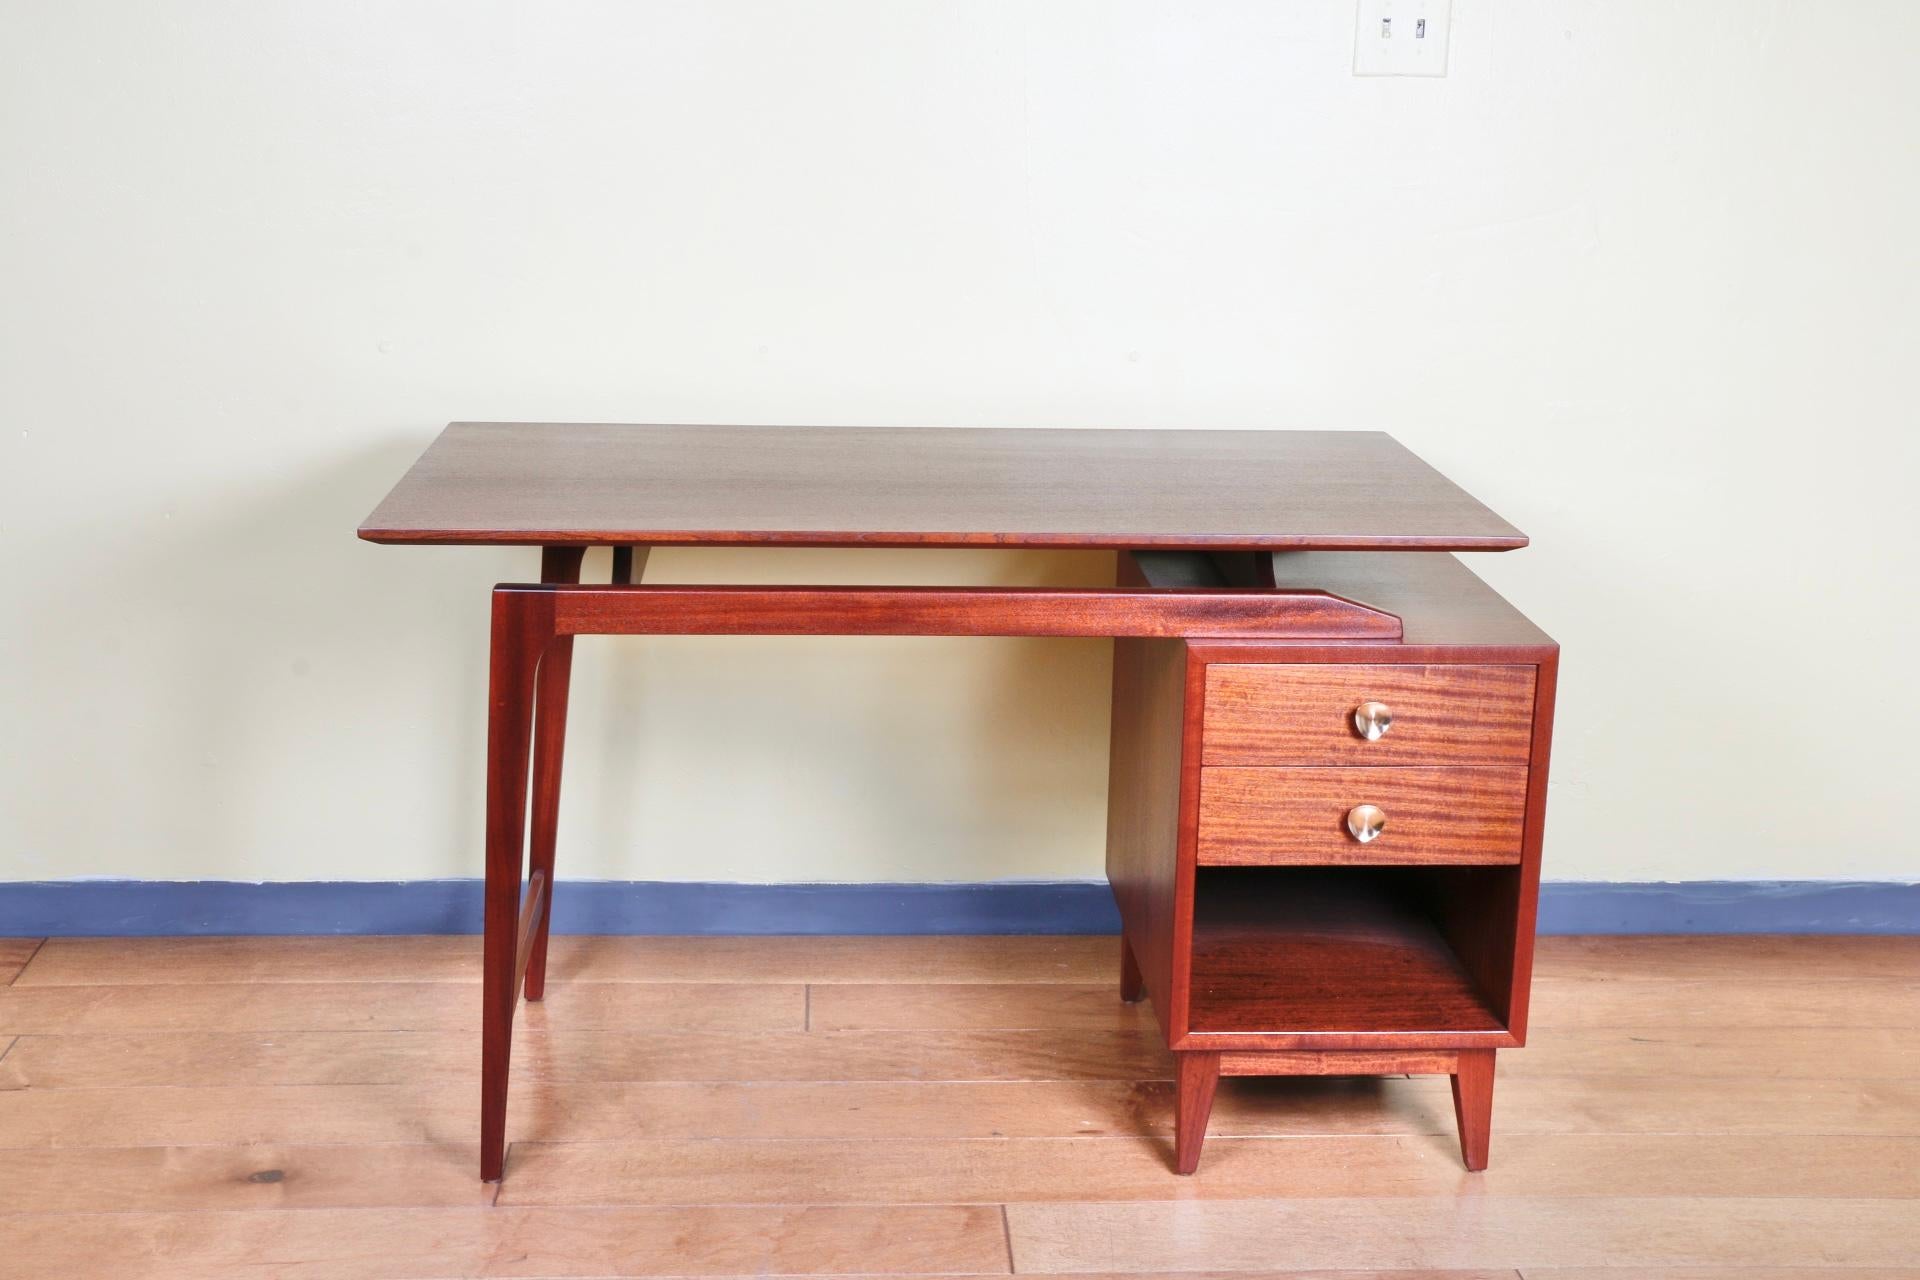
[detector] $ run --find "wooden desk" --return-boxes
[361,423,1557,1182]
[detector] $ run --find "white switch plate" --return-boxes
[1354,0,1452,77]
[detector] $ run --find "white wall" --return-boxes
[3,1,1915,886]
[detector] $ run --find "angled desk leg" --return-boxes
[481,587,559,1183]
[523,547,585,1004]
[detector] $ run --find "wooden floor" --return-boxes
[0,935,1916,1278]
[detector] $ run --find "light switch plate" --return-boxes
[1354,0,1452,77]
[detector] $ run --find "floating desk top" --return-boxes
[359,422,1527,551]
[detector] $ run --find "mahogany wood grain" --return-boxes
[481,587,556,1181]
[1174,1051,1221,1174]
[523,546,584,1003]
[1263,550,1555,648]
[1217,1050,1461,1077]
[537,582,1401,640]
[1196,766,1529,867]
[1183,870,1508,1043]
[1201,663,1536,767]
[1102,633,1190,1037]
[512,870,547,1001]
[1452,1047,1497,1170]
[358,423,1529,550]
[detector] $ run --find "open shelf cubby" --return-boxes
[1187,867,1511,1036]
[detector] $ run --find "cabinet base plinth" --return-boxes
[1171,1046,1499,1175]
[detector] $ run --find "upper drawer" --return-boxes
[1202,664,1537,767]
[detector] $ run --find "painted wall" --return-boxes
[3,1,1914,887]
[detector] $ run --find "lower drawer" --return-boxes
[1197,766,1528,866]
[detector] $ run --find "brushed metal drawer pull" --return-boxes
[1346,804,1388,843]
[1352,701,1393,740]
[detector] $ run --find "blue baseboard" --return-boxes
[2,878,1918,937]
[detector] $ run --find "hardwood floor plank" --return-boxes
[0,938,42,984]
[0,1205,1008,1278]
[9,1022,1910,1091]
[810,979,1920,1031]
[496,1134,1920,1205]
[14,935,1112,987]
[0,1080,1175,1148]
[1530,936,1920,983]
[1493,1026,1920,1079]
[0,1029,1171,1089]
[20,936,1917,988]
[0,981,805,1035]
[1005,1198,1920,1271]
[0,1144,494,1212]
[1524,1271,1920,1280]
[10,1070,1918,1152]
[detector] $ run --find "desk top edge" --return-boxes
[358,422,1530,551]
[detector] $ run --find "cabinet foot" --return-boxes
[1451,1048,1496,1171]
[1174,1051,1221,1175]
[1119,931,1145,1004]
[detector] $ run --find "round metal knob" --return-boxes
[1346,804,1387,844]
[1352,701,1392,741]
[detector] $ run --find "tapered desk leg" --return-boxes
[1174,1051,1221,1175]
[1119,930,1145,1004]
[481,588,551,1183]
[524,548,584,1003]
[1452,1048,1496,1171]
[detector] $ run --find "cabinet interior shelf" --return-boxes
[1188,868,1507,1036]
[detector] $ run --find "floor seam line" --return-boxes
[8,938,49,986]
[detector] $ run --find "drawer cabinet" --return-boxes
[1105,551,1558,1180]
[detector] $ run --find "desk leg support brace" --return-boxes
[481,588,557,1183]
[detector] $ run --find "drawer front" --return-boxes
[1202,664,1536,767]
[1198,766,1528,866]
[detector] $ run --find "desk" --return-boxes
[361,423,1557,1182]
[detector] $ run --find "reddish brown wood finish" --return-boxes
[1196,765,1529,867]
[1173,1051,1221,1176]
[481,586,557,1183]
[535,583,1401,640]
[1452,1047,1498,1170]
[1118,933,1144,1004]
[1201,663,1536,767]
[1183,870,1509,1042]
[1218,1049,1461,1076]
[523,547,585,1003]
[1102,550,1557,1176]
[1103,633,1192,1038]
[358,424,1529,551]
